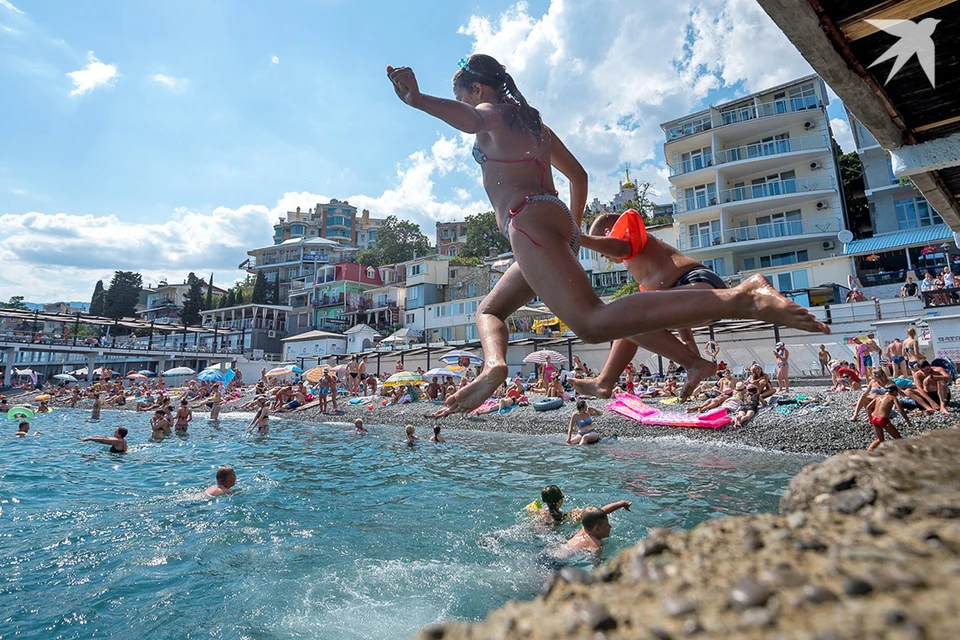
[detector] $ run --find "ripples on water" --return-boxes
[0,410,818,639]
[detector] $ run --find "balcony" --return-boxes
[677,216,842,252]
[666,95,821,142]
[713,134,826,167]
[313,294,345,308]
[675,177,832,215]
[302,252,330,263]
[148,297,175,309]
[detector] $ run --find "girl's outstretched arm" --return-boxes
[386,66,504,134]
[579,234,632,259]
[549,130,588,226]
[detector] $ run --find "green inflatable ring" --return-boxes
[8,407,35,421]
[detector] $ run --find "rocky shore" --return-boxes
[414,427,960,639]
[19,379,956,456]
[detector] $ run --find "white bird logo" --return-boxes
[866,18,939,88]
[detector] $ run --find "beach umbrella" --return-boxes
[53,374,78,382]
[383,371,423,387]
[439,349,484,365]
[523,349,568,365]
[196,369,224,382]
[305,365,333,384]
[126,373,148,380]
[265,365,296,378]
[70,367,88,376]
[138,369,155,376]
[331,363,349,373]
[13,368,35,376]
[162,367,196,376]
[424,367,463,379]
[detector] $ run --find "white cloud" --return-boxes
[271,55,280,65]
[66,51,118,97]
[150,73,188,91]
[831,117,856,154]
[0,0,24,14]
[11,188,25,195]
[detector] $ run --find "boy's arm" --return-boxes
[893,396,913,426]
[579,234,632,259]
[549,130,588,226]
[601,500,631,514]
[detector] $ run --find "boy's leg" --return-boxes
[507,200,828,343]
[430,264,533,417]
[884,421,903,440]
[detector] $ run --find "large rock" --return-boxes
[415,428,960,640]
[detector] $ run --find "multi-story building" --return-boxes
[201,303,292,358]
[843,111,954,287]
[661,74,852,299]
[244,236,347,309]
[398,255,496,337]
[286,262,383,334]
[271,199,367,248]
[355,209,385,250]
[139,280,227,323]
[436,221,469,257]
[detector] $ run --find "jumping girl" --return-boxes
[387,54,828,416]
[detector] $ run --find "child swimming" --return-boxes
[388,54,828,417]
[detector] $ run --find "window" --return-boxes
[775,269,810,292]
[787,83,817,110]
[688,220,720,249]
[465,325,478,341]
[291,224,305,236]
[887,157,898,184]
[274,227,282,238]
[369,230,376,239]
[755,210,802,239]
[406,313,414,324]
[366,267,375,279]
[683,183,717,211]
[895,196,943,230]
[680,147,712,173]
[751,171,797,198]
[407,264,422,277]
[468,283,475,297]
[441,327,453,341]
[701,258,726,277]
[744,250,808,271]
[407,286,421,300]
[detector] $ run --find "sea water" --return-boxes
[0,410,819,639]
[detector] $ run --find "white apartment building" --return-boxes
[662,74,853,299]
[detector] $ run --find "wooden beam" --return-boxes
[913,113,960,133]
[840,0,958,41]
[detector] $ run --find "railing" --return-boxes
[921,287,960,309]
[666,95,820,142]
[720,177,829,205]
[313,294,345,308]
[302,252,330,262]
[148,297,175,309]
[677,217,841,251]
[714,134,826,166]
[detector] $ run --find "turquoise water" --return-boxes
[1,410,818,639]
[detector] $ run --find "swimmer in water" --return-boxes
[430,425,445,443]
[14,421,32,437]
[175,399,192,433]
[36,400,52,414]
[404,424,418,445]
[248,397,269,435]
[90,393,103,420]
[388,55,827,417]
[564,502,631,553]
[353,418,368,435]
[151,409,171,439]
[205,466,236,497]
[81,427,128,454]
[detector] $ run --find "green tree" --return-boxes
[204,273,214,310]
[272,278,281,305]
[179,273,205,325]
[462,211,510,259]
[837,149,870,238]
[89,280,106,316]
[220,290,234,308]
[2,295,28,310]
[355,248,381,267]
[617,181,655,221]
[366,216,431,264]
[103,271,142,319]
[234,286,245,305]
[251,272,267,304]
[610,280,639,300]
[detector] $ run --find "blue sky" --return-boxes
[0,0,854,302]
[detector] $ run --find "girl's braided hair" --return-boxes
[454,54,543,138]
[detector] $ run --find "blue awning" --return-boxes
[843,225,954,255]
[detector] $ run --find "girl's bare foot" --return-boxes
[738,274,830,334]
[426,364,508,418]
[569,377,615,399]
[680,358,716,401]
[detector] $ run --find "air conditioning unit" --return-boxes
[809,161,823,170]
[456,281,463,288]
[803,121,816,130]
[816,201,829,210]
[822,240,836,251]
[268,330,276,338]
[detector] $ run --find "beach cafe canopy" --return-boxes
[381,327,422,345]
[0,307,240,339]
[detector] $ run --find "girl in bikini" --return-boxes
[247,398,270,435]
[566,400,602,445]
[388,54,827,417]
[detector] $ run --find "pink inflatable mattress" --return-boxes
[606,393,730,429]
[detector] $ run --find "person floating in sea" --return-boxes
[571,209,724,400]
[564,501,632,553]
[388,54,828,418]
[865,386,911,450]
[205,466,236,497]
[81,427,128,453]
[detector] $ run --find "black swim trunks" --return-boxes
[675,266,727,290]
